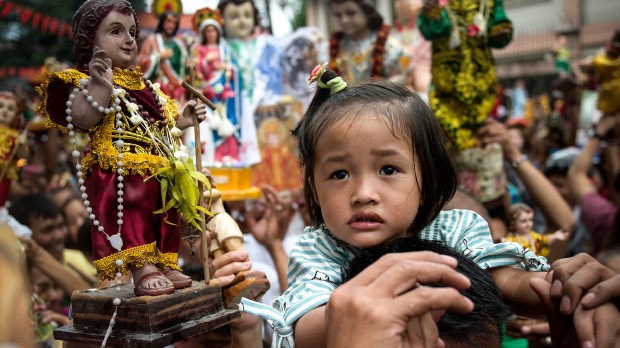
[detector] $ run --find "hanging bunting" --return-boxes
[40,15,50,33]
[31,12,41,29]
[1,1,13,17]
[19,7,31,25]
[49,18,59,35]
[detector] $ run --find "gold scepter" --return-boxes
[182,70,216,282]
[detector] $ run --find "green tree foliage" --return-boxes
[0,0,147,68]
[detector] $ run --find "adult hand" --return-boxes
[177,100,207,130]
[89,47,113,92]
[19,236,43,263]
[476,118,520,162]
[325,252,474,348]
[40,310,70,327]
[547,253,617,315]
[530,277,620,348]
[210,249,264,334]
[246,185,287,250]
[211,249,252,287]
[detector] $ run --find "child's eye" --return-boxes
[379,166,398,175]
[330,170,349,180]
[111,28,120,35]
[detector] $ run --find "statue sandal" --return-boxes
[133,271,175,296]
[162,269,192,289]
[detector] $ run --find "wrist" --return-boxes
[587,127,605,141]
[511,154,528,169]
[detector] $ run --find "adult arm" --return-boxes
[568,114,618,202]
[489,267,546,318]
[477,118,575,233]
[211,249,265,348]
[245,185,289,293]
[21,237,90,293]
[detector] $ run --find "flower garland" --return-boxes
[329,24,391,79]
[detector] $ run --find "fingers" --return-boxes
[407,312,439,348]
[549,254,616,314]
[370,259,470,298]
[529,277,571,345]
[581,275,620,309]
[392,286,474,318]
[211,249,251,283]
[345,251,458,288]
[521,321,551,335]
[573,303,620,348]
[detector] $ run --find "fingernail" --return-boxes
[243,261,252,268]
[551,279,562,295]
[545,270,554,282]
[560,295,571,313]
[582,292,595,305]
[521,326,531,334]
[582,341,593,348]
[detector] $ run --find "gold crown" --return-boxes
[193,7,223,34]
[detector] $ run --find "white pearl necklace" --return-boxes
[65,77,125,346]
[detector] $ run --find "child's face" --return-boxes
[30,267,64,311]
[312,113,421,248]
[222,1,255,40]
[513,211,533,235]
[93,10,137,69]
[331,1,369,39]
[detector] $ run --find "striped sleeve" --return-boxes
[420,210,549,271]
[241,226,357,348]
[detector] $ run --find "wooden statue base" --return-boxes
[54,281,239,347]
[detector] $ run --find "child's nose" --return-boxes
[351,178,379,205]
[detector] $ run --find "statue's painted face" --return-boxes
[93,10,138,69]
[0,94,18,126]
[222,1,255,40]
[330,1,369,39]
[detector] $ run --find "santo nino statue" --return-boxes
[37,0,207,296]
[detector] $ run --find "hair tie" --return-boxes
[308,62,347,95]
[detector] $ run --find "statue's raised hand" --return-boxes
[89,47,113,92]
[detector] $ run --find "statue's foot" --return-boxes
[162,268,192,289]
[221,270,270,309]
[133,271,175,296]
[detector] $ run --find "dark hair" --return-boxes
[155,11,180,36]
[344,237,511,346]
[72,0,140,69]
[293,69,458,235]
[217,0,260,37]
[8,193,61,228]
[328,0,384,31]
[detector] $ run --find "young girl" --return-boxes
[37,0,206,296]
[239,65,552,347]
[504,203,567,257]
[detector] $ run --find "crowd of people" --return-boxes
[0,0,620,347]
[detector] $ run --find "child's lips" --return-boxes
[348,211,383,230]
